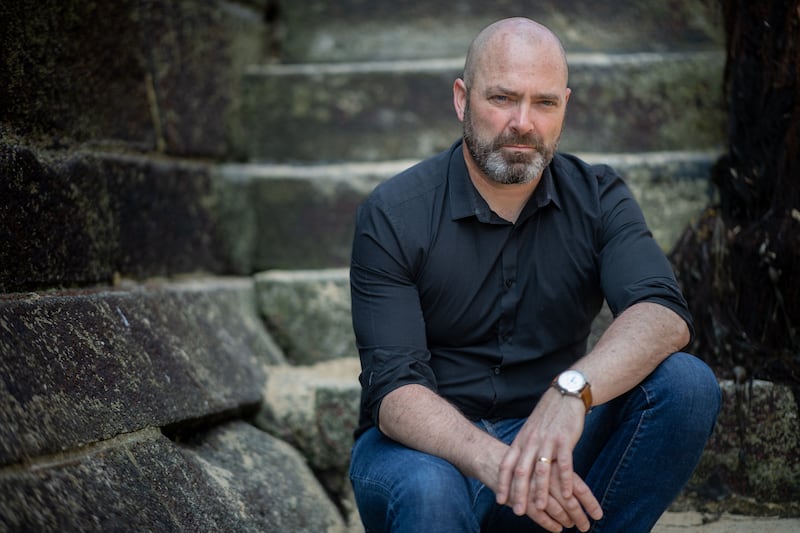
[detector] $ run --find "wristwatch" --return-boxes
[551,369,592,413]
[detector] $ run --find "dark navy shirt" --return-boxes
[350,140,692,437]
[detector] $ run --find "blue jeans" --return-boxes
[349,353,721,532]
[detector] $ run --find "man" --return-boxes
[349,17,720,533]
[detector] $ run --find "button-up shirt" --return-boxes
[350,139,692,437]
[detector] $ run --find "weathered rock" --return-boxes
[136,1,266,157]
[255,269,355,364]
[1,428,224,531]
[181,421,348,532]
[0,1,153,149]
[0,145,116,291]
[0,423,347,532]
[690,379,800,504]
[215,162,388,270]
[0,278,282,466]
[0,0,266,157]
[0,144,249,292]
[563,52,725,155]
[255,358,361,471]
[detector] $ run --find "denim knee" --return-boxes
[647,352,721,435]
[350,429,479,533]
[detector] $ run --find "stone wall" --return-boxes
[0,1,359,530]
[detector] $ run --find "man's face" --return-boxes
[457,35,570,185]
[462,94,556,185]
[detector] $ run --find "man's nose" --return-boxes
[509,103,535,135]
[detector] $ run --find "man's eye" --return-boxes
[491,95,509,103]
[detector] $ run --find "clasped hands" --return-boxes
[493,391,604,532]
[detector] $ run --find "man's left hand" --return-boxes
[494,388,603,530]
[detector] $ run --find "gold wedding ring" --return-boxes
[537,456,553,464]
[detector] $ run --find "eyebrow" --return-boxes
[483,85,517,96]
[483,85,562,101]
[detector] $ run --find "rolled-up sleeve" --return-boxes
[595,166,695,340]
[350,196,437,430]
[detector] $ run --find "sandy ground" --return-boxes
[653,511,800,532]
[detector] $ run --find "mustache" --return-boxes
[492,132,545,150]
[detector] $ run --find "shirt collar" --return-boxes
[448,139,561,222]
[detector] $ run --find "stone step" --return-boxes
[255,268,354,365]
[238,52,725,163]
[0,143,239,292]
[255,358,361,472]
[0,277,283,466]
[215,160,398,272]
[216,150,718,272]
[276,0,722,62]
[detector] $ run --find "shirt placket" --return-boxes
[488,226,520,415]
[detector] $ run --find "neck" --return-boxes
[463,143,541,223]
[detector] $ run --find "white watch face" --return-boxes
[558,370,586,393]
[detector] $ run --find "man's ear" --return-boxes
[453,78,468,122]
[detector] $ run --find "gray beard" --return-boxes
[478,146,547,185]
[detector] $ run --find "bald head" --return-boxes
[463,17,568,88]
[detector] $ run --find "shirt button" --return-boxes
[505,279,514,288]
[493,367,501,375]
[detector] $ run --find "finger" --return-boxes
[509,446,539,515]
[532,451,554,510]
[557,493,590,531]
[555,445,574,499]
[543,495,575,529]
[547,468,588,531]
[495,445,520,505]
[526,502,567,533]
[572,473,604,521]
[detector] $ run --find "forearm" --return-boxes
[574,301,690,406]
[378,384,507,486]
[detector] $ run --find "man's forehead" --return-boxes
[475,39,567,82]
